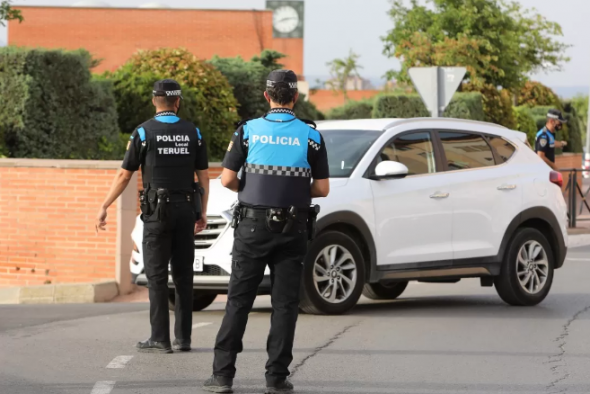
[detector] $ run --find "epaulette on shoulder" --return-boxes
[300,119,317,129]
[235,119,252,129]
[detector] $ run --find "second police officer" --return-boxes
[96,79,210,354]
[535,108,568,170]
[203,70,330,394]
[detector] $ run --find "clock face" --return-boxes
[273,6,300,34]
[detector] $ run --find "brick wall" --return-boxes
[9,7,304,76]
[0,159,222,288]
[309,90,382,113]
[556,154,583,193]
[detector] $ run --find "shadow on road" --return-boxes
[249,293,590,321]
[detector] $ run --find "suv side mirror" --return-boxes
[371,161,409,180]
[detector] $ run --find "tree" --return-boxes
[383,0,569,91]
[211,50,324,121]
[326,50,363,100]
[104,48,239,161]
[211,50,286,120]
[516,81,561,108]
[0,1,22,27]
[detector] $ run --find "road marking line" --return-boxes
[567,258,590,261]
[192,322,213,329]
[106,355,133,369]
[91,381,115,394]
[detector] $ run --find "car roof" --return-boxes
[314,118,526,142]
[316,118,401,131]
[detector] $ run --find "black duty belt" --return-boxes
[240,207,308,220]
[167,194,192,203]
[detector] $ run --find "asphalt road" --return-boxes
[1,246,589,394]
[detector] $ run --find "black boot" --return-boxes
[172,338,191,352]
[203,375,233,393]
[265,378,294,394]
[135,339,172,354]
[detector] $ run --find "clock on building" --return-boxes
[266,1,304,38]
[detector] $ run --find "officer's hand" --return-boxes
[562,140,568,147]
[195,214,207,234]
[95,208,108,234]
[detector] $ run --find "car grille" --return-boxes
[195,265,230,277]
[194,215,228,249]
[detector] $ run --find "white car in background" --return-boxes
[130,117,569,315]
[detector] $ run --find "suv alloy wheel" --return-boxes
[494,227,555,306]
[299,231,365,315]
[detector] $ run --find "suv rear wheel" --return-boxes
[363,281,408,300]
[494,227,554,306]
[299,231,365,315]
[168,290,217,312]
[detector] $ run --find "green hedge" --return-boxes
[372,93,485,120]
[0,47,121,159]
[513,106,538,146]
[327,99,375,120]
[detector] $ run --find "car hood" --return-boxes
[208,177,349,215]
[208,179,238,215]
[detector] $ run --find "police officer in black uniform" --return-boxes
[535,108,568,170]
[203,70,330,394]
[95,79,210,354]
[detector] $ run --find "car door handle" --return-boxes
[497,184,517,191]
[430,192,450,199]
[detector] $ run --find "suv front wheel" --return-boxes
[494,227,554,306]
[299,231,365,315]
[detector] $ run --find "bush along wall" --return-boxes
[326,99,375,120]
[372,93,485,120]
[0,47,121,159]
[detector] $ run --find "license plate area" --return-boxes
[167,256,204,272]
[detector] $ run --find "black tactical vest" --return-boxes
[139,113,201,192]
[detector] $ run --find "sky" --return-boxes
[2,0,589,97]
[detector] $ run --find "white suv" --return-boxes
[130,118,569,315]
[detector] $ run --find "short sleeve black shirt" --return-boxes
[122,128,142,171]
[535,129,555,163]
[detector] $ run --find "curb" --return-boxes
[0,281,119,305]
[569,234,590,248]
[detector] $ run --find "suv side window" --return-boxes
[439,131,495,171]
[488,136,516,164]
[378,131,436,176]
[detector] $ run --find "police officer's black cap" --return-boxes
[153,79,183,99]
[547,108,567,123]
[266,69,298,89]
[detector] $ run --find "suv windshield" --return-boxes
[321,129,381,178]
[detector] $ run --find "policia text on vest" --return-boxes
[203,70,330,394]
[95,79,210,355]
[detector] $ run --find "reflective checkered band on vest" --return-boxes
[245,163,311,178]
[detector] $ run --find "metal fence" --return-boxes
[561,168,590,228]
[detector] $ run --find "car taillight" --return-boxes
[550,171,563,187]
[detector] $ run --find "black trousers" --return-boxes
[213,215,307,383]
[142,200,195,343]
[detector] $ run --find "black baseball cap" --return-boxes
[547,109,567,123]
[153,79,183,99]
[266,69,298,89]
